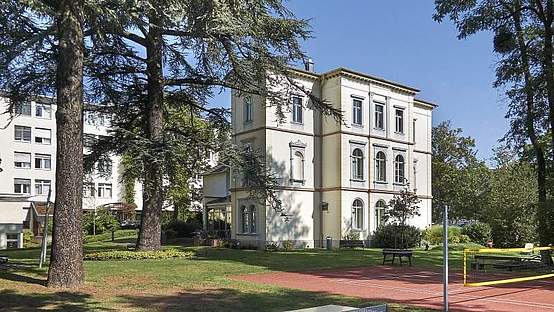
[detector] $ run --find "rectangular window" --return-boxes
[14,152,31,169]
[374,104,384,130]
[97,159,113,176]
[35,103,52,119]
[14,126,31,142]
[352,99,363,126]
[35,179,51,195]
[15,102,31,116]
[35,154,52,170]
[14,178,31,194]
[83,183,95,198]
[244,98,253,122]
[413,119,416,143]
[292,96,303,123]
[97,183,112,198]
[395,109,404,133]
[34,128,51,144]
[6,233,19,249]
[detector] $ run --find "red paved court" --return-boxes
[231,266,554,311]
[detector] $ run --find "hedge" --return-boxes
[84,248,194,261]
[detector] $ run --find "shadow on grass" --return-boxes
[0,289,114,312]
[116,287,403,312]
[188,247,461,273]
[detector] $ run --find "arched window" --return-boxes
[352,199,364,230]
[375,200,387,228]
[291,151,305,182]
[351,148,364,180]
[375,151,386,182]
[394,155,405,184]
[249,205,256,233]
[240,205,249,233]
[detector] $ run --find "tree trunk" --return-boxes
[47,0,85,288]
[136,12,164,251]
[513,7,548,204]
[534,1,554,244]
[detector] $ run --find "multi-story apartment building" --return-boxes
[0,96,142,249]
[231,66,435,248]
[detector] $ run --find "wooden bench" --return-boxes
[382,249,412,266]
[340,240,365,248]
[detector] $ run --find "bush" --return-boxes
[423,225,471,245]
[163,219,201,238]
[83,209,120,235]
[372,224,421,248]
[461,222,492,244]
[84,248,194,261]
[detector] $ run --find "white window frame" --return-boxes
[394,154,406,184]
[375,200,387,228]
[352,199,364,230]
[15,102,31,116]
[351,148,364,181]
[6,233,20,249]
[14,125,31,142]
[352,98,363,126]
[83,183,95,198]
[35,179,51,195]
[374,103,384,130]
[97,183,113,198]
[14,178,31,194]
[35,102,52,119]
[291,96,303,124]
[34,128,52,145]
[375,151,387,182]
[244,97,253,123]
[14,152,31,169]
[97,158,113,176]
[35,153,52,170]
[395,109,404,134]
[289,141,307,184]
[239,203,257,234]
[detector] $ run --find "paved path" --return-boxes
[231,266,554,311]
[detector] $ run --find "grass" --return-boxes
[0,231,456,311]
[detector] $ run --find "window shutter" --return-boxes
[14,153,30,163]
[35,128,51,138]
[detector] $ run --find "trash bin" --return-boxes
[326,236,332,250]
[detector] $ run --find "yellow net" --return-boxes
[463,246,554,287]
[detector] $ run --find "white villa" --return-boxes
[229,66,435,249]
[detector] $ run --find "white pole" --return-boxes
[39,189,52,269]
[443,204,449,311]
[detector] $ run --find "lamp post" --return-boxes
[443,204,449,312]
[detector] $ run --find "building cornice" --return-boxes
[414,98,438,109]
[321,67,420,95]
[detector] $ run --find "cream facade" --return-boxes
[231,67,435,249]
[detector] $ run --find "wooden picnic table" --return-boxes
[382,249,412,266]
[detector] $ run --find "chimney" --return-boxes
[305,58,314,72]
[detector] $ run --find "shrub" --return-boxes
[372,224,421,248]
[343,230,361,240]
[282,240,294,251]
[461,222,492,244]
[83,209,120,235]
[84,248,194,261]
[423,225,470,245]
[163,219,201,238]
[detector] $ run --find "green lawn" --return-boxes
[0,233,459,311]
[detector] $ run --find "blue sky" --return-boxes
[210,0,507,160]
